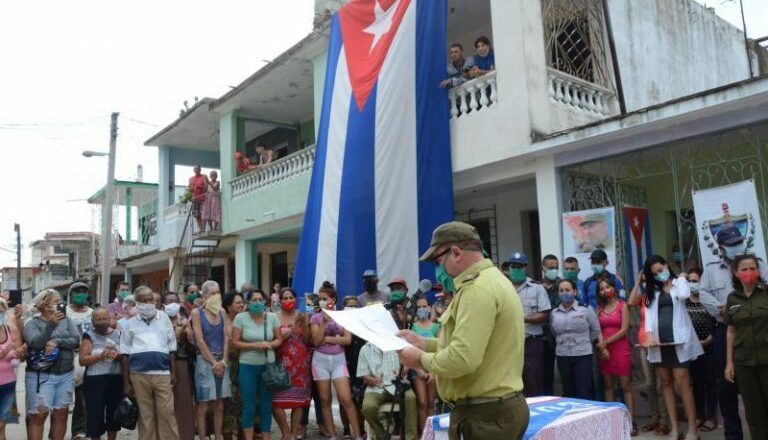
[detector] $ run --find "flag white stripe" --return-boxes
[314,51,352,290]
[374,1,420,290]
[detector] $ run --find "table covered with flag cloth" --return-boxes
[422,396,631,440]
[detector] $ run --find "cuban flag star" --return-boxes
[293,0,454,302]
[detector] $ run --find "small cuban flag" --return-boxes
[624,205,653,287]
[294,0,454,299]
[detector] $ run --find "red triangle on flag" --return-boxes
[624,207,647,245]
[339,0,411,111]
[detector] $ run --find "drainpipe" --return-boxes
[601,0,626,115]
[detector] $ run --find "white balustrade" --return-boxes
[230,145,316,199]
[448,71,498,118]
[547,67,615,116]
[164,203,188,221]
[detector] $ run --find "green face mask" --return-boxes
[435,264,455,293]
[391,290,407,304]
[186,292,199,303]
[117,290,130,301]
[72,292,89,306]
[248,302,266,314]
[563,271,579,282]
[509,268,527,284]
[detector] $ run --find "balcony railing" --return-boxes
[547,67,615,116]
[231,145,316,199]
[448,71,498,118]
[164,203,188,221]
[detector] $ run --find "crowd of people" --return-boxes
[2,219,767,440]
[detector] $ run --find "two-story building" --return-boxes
[146,0,768,291]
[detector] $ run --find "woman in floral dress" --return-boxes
[273,288,312,440]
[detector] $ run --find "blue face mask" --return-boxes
[416,308,431,321]
[559,293,575,305]
[591,265,604,276]
[654,269,671,283]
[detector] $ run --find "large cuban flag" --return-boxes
[293,0,454,299]
[624,206,653,287]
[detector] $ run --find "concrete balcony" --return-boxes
[448,71,499,119]
[226,146,315,234]
[159,203,192,251]
[546,67,619,130]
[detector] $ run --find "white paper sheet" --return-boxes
[323,303,411,351]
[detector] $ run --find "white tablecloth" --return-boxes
[422,396,631,440]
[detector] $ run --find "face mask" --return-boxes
[435,264,455,293]
[344,306,358,311]
[117,290,130,301]
[602,289,616,301]
[364,279,378,293]
[724,244,746,260]
[559,293,575,305]
[563,270,579,282]
[281,299,296,312]
[127,307,137,317]
[71,292,89,306]
[318,299,330,310]
[544,269,559,281]
[205,294,222,314]
[135,303,157,319]
[591,265,605,276]
[737,270,759,285]
[164,303,181,317]
[49,304,58,313]
[416,308,431,321]
[508,268,527,284]
[248,302,266,314]
[689,282,700,294]
[391,290,406,304]
[186,292,199,303]
[654,269,671,283]
[93,323,110,334]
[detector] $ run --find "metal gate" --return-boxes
[562,124,768,280]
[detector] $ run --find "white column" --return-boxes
[534,155,563,261]
[235,238,255,289]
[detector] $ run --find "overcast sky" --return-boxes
[0,0,766,269]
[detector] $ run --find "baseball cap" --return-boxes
[387,277,407,288]
[420,221,481,262]
[716,226,745,246]
[590,249,608,262]
[507,252,528,265]
[579,213,605,226]
[362,269,377,278]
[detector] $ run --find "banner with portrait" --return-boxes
[692,180,767,267]
[562,207,617,280]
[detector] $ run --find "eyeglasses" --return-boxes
[433,247,452,265]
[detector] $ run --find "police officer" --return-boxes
[508,252,551,397]
[724,254,768,439]
[540,254,561,396]
[398,222,529,440]
[699,226,768,440]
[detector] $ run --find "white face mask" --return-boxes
[135,303,157,319]
[319,300,329,310]
[164,303,181,317]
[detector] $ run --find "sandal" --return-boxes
[631,423,639,437]
[641,422,658,432]
[699,420,716,432]
[656,424,671,436]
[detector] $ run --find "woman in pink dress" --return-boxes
[202,170,221,231]
[597,277,637,435]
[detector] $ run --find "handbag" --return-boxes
[113,397,138,430]
[261,316,291,391]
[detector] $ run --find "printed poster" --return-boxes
[562,207,617,280]
[692,180,767,267]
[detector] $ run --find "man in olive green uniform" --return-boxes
[398,222,529,440]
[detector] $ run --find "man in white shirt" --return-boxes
[120,286,179,440]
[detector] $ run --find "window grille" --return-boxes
[542,0,611,88]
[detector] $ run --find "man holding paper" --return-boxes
[398,222,529,440]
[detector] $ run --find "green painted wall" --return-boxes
[225,173,311,236]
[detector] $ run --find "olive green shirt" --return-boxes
[725,285,768,366]
[420,259,525,402]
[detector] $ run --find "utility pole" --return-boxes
[99,113,119,306]
[13,224,20,293]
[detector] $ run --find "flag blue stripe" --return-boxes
[415,0,453,280]
[336,87,379,295]
[293,14,344,299]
